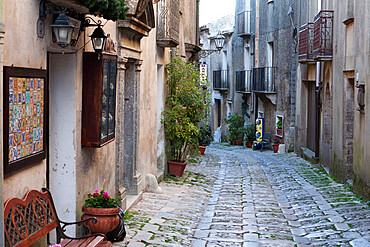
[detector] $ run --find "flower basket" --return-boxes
[168,160,187,177]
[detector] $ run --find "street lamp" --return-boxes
[198,32,226,58]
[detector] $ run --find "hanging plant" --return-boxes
[78,0,129,21]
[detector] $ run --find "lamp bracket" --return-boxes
[83,17,103,29]
[39,0,66,20]
[198,49,219,59]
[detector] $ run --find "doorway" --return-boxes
[307,82,317,152]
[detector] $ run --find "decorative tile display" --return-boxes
[8,77,44,162]
[3,67,46,174]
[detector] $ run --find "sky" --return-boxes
[199,0,235,26]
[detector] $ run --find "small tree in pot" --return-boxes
[244,124,256,148]
[161,55,211,176]
[198,123,212,155]
[225,114,244,145]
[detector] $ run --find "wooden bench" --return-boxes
[4,188,112,247]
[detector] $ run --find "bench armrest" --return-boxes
[57,217,106,242]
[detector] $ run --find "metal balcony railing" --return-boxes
[313,10,334,60]
[213,70,229,91]
[298,23,314,63]
[252,67,277,93]
[236,70,252,93]
[156,0,180,47]
[237,11,252,37]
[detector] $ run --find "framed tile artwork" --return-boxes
[3,67,47,174]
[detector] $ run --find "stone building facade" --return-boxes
[202,0,298,147]
[296,0,369,200]
[0,0,200,244]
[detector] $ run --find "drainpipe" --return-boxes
[253,0,260,122]
[0,0,5,244]
[315,62,322,159]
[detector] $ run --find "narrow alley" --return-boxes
[118,145,370,247]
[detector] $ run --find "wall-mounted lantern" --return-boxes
[84,17,108,59]
[198,32,226,58]
[51,13,75,49]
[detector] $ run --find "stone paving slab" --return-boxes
[113,144,370,246]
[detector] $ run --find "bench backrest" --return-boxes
[4,189,58,247]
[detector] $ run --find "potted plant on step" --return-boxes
[272,138,280,153]
[276,120,283,136]
[225,114,244,145]
[244,124,255,148]
[199,123,212,155]
[81,190,122,235]
[161,55,211,176]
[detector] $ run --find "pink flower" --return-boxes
[93,193,99,197]
[104,192,109,196]
[118,191,121,194]
[87,193,91,196]
[95,189,99,193]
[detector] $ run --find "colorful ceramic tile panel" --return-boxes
[8,77,44,162]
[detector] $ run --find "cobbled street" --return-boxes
[115,144,370,247]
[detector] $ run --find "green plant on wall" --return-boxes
[161,55,211,162]
[276,120,283,129]
[225,113,244,141]
[78,0,129,21]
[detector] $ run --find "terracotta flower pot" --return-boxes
[81,206,120,235]
[168,160,187,177]
[277,128,282,136]
[247,141,253,148]
[235,140,242,146]
[272,143,279,153]
[199,146,206,155]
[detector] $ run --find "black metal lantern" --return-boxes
[90,26,107,55]
[214,32,226,51]
[51,13,74,48]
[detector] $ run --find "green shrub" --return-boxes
[225,114,244,142]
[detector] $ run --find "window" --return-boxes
[82,52,117,147]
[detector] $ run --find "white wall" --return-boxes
[49,54,77,240]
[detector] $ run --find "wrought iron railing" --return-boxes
[298,23,314,63]
[156,0,180,47]
[313,10,334,60]
[236,70,252,93]
[237,11,251,36]
[213,70,229,90]
[252,67,277,93]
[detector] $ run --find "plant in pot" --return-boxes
[161,55,211,176]
[272,138,281,153]
[199,123,212,155]
[81,190,122,235]
[276,120,283,136]
[244,124,256,148]
[225,113,244,145]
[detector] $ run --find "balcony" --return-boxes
[313,10,334,60]
[156,0,180,47]
[237,11,252,37]
[298,23,314,63]
[252,67,277,93]
[213,70,229,91]
[236,70,252,93]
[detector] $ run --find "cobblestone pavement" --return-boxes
[114,144,370,247]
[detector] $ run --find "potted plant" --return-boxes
[161,55,211,176]
[272,138,280,153]
[199,123,212,155]
[225,114,244,145]
[244,124,256,148]
[276,120,283,136]
[81,190,122,235]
